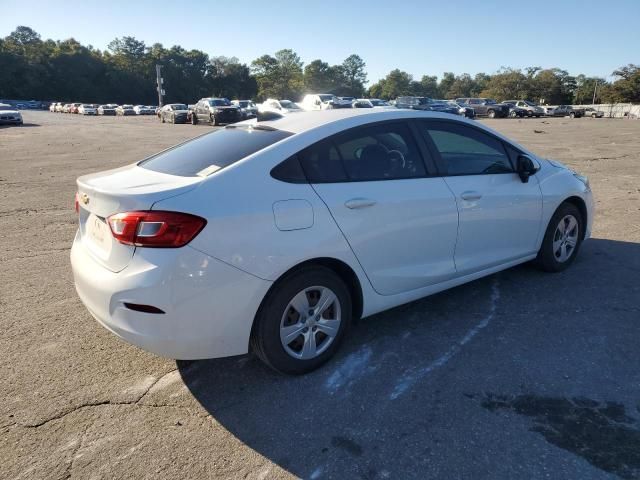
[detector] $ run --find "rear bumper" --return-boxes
[71,230,272,359]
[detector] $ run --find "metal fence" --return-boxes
[570,103,640,118]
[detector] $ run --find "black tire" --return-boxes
[191,113,198,125]
[535,202,583,272]
[171,114,175,124]
[161,114,165,123]
[569,112,575,118]
[251,266,352,375]
[210,114,217,126]
[527,111,533,117]
[487,109,496,119]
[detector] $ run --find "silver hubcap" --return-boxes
[553,215,579,263]
[280,286,341,360]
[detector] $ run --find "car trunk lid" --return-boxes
[76,164,201,272]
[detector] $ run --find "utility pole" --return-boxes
[592,80,598,105]
[156,64,164,107]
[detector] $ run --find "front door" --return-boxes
[418,120,543,275]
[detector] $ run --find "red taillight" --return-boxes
[75,192,80,214]
[107,211,206,248]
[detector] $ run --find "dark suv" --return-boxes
[456,98,510,118]
[549,105,585,118]
[192,98,241,126]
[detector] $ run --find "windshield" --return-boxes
[171,104,187,110]
[237,101,250,107]
[370,100,388,106]
[484,99,497,104]
[209,99,231,106]
[318,95,335,102]
[139,125,293,177]
[417,97,432,105]
[0,105,12,111]
[524,100,537,106]
[280,100,299,109]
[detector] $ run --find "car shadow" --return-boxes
[177,238,640,478]
[0,123,40,128]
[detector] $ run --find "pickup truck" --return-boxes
[549,105,585,118]
[456,98,510,118]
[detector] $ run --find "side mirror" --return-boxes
[517,155,536,183]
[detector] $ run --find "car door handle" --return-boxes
[344,198,377,209]
[460,191,482,201]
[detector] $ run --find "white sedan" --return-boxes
[71,109,593,374]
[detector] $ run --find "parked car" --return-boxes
[339,96,356,105]
[69,103,82,114]
[158,103,189,124]
[456,98,510,118]
[540,106,556,116]
[231,100,258,119]
[134,105,154,115]
[451,100,475,119]
[300,94,352,110]
[504,100,545,117]
[191,98,241,125]
[62,104,72,113]
[426,100,462,116]
[71,109,593,374]
[78,104,97,115]
[502,102,527,118]
[549,105,584,118]
[259,99,303,115]
[584,107,605,118]
[0,103,23,125]
[98,104,117,116]
[116,105,135,116]
[352,99,373,108]
[49,102,58,112]
[53,102,64,113]
[395,96,433,110]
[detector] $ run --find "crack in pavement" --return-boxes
[18,368,181,429]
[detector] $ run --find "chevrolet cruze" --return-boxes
[71,109,593,374]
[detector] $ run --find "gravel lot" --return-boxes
[1,111,639,480]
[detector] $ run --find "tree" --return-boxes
[251,49,304,100]
[340,54,367,97]
[368,69,413,99]
[480,68,530,101]
[602,64,640,103]
[304,59,335,92]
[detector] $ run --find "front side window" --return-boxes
[299,122,427,183]
[420,122,513,176]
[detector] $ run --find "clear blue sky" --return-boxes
[2,0,638,83]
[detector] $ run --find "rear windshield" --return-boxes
[139,125,293,177]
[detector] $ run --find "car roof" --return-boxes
[252,108,466,134]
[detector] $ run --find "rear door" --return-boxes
[418,120,543,275]
[302,120,459,295]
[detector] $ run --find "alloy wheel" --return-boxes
[279,286,341,360]
[553,215,579,262]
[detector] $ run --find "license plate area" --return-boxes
[85,213,113,256]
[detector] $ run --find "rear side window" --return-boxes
[299,122,426,183]
[139,126,292,177]
[420,122,513,176]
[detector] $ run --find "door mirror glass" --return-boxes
[517,155,536,183]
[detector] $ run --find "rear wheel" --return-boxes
[251,266,352,375]
[535,203,583,272]
[487,109,496,119]
[569,112,576,118]
[191,113,198,125]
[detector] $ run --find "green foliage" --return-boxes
[1,26,638,106]
[251,49,304,100]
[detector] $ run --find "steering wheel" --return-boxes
[387,149,406,169]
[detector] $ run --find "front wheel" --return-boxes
[191,113,198,125]
[210,114,217,126]
[487,109,496,119]
[251,266,352,375]
[535,203,583,272]
[161,114,165,123]
[569,112,576,118]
